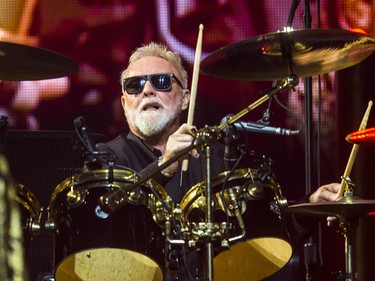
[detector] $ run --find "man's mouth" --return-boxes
[142,102,161,111]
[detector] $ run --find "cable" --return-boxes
[274,95,305,133]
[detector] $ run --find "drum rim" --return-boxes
[47,169,168,219]
[180,168,278,213]
[14,181,42,218]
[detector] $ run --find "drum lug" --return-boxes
[127,188,143,204]
[30,207,43,236]
[44,219,55,232]
[277,195,289,210]
[31,221,42,236]
[67,189,83,206]
[247,183,264,200]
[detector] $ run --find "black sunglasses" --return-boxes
[122,73,184,94]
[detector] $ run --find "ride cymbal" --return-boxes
[201,29,375,81]
[0,41,78,81]
[346,127,375,145]
[286,196,375,219]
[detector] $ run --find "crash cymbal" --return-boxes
[201,29,375,81]
[286,196,375,219]
[0,41,78,81]
[346,127,375,145]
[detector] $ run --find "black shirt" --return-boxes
[93,131,226,203]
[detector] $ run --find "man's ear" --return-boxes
[181,89,190,110]
[121,94,126,110]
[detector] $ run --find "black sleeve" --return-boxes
[286,193,325,241]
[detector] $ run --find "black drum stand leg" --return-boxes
[340,219,358,281]
[304,241,317,281]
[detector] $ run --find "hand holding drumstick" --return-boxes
[312,101,373,225]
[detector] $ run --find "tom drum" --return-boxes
[180,168,293,281]
[46,169,171,281]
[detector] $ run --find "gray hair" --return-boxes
[121,42,188,89]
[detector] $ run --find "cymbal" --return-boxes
[286,196,375,219]
[346,127,375,145]
[200,29,375,81]
[0,41,79,81]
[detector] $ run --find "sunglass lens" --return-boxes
[151,74,171,91]
[124,77,146,94]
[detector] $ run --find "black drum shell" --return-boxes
[180,168,292,281]
[47,169,168,281]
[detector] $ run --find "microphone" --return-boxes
[74,116,98,157]
[221,116,300,136]
[223,123,240,170]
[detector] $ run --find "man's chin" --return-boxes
[138,126,164,138]
[136,119,166,136]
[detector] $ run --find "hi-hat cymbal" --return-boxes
[346,127,375,145]
[201,29,375,81]
[286,196,375,219]
[0,41,79,81]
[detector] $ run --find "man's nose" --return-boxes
[142,80,155,96]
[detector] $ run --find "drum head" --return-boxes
[214,237,292,281]
[55,248,163,281]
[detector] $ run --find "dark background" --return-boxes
[1,1,375,280]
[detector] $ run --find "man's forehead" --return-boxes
[130,56,173,70]
[123,56,179,79]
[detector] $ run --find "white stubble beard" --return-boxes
[125,96,182,137]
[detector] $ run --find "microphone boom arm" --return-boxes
[219,75,299,132]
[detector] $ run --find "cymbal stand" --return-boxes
[301,2,316,280]
[338,216,358,281]
[338,177,358,281]
[191,126,222,281]
[193,78,297,281]
[204,143,214,281]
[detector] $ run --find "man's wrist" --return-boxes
[158,156,174,177]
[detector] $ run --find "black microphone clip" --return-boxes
[74,116,99,163]
[222,115,241,170]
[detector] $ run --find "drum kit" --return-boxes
[2,27,375,281]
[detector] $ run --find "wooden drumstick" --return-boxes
[18,0,39,36]
[338,100,373,198]
[182,24,204,172]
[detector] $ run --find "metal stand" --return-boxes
[338,187,359,281]
[302,2,317,280]
[204,145,214,281]
[339,217,357,281]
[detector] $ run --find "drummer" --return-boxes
[86,42,340,280]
